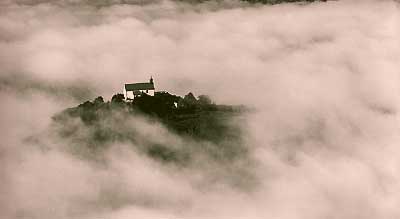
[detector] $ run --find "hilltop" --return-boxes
[52,91,251,169]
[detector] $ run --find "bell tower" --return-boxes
[149,76,154,84]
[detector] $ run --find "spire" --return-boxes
[149,76,154,84]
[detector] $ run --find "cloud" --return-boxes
[1,0,400,218]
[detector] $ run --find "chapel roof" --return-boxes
[125,82,154,91]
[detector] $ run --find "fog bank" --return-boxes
[1,0,400,218]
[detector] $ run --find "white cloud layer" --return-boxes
[1,0,400,218]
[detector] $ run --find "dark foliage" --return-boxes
[111,93,125,104]
[94,96,104,104]
[53,91,248,165]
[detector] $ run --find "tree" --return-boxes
[198,95,212,105]
[111,93,125,104]
[94,96,104,105]
[184,92,197,104]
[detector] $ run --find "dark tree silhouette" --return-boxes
[184,92,197,103]
[198,95,212,105]
[111,93,125,104]
[94,96,104,105]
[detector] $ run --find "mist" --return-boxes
[1,0,400,218]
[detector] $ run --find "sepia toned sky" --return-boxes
[1,0,400,218]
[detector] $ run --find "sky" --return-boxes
[1,0,400,218]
